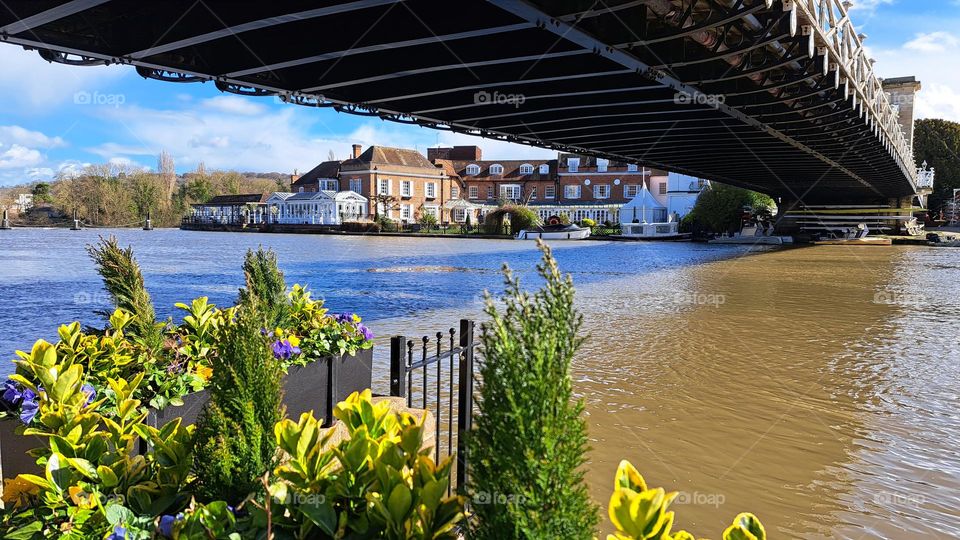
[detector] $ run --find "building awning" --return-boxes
[443,199,479,210]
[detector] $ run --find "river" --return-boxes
[0,228,957,538]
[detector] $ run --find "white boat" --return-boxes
[516,224,591,240]
[709,225,793,245]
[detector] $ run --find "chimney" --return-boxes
[290,172,301,190]
[352,144,362,159]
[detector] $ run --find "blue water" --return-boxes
[0,228,759,370]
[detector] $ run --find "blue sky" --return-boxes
[0,0,957,186]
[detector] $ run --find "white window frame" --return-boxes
[489,164,504,175]
[545,185,556,199]
[539,163,550,174]
[519,163,533,175]
[451,186,459,198]
[627,164,638,172]
[320,179,338,191]
[425,182,436,199]
[400,180,413,197]
[465,164,480,176]
[349,178,362,193]
[624,184,640,198]
[469,185,479,199]
[500,184,521,200]
[567,158,580,173]
[659,182,667,195]
[594,184,610,199]
[423,205,439,218]
[486,186,494,199]
[400,204,412,221]
[377,178,391,196]
[454,208,466,222]
[564,185,581,199]
[596,159,608,172]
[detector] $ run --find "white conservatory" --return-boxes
[267,190,368,225]
[619,186,681,238]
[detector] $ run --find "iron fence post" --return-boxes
[390,336,407,398]
[456,319,475,494]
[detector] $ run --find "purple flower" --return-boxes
[272,339,301,360]
[357,323,374,341]
[2,379,22,406]
[159,514,182,537]
[260,327,269,336]
[108,526,126,540]
[19,389,38,425]
[334,312,354,324]
[81,383,96,406]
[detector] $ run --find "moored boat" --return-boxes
[516,224,591,240]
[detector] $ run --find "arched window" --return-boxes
[466,164,480,175]
[489,164,504,175]
[539,163,549,174]
[519,163,533,174]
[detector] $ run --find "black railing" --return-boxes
[389,319,477,494]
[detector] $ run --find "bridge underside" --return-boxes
[0,0,917,204]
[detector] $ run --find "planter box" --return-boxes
[0,348,373,481]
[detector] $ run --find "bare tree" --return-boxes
[327,149,336,161]
[158,150,176,200]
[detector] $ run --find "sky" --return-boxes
[0,0,958,187]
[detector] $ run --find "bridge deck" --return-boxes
[0,0,918,203]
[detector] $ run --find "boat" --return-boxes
[926,233,960,247]
[708,224,793,245]
[516,224,591,240]
[812,223,891,245]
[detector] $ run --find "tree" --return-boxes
[469,241,598,540]
[685,182,774,234]
[327,149,337,161]
[158,149,176,200]
[913,118,960,210]
[31,182,52,204]
[371,193,400,222]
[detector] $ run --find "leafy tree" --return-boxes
[913,118,960,210]
[685,183,774,234]
[192,294,284,504]
[469,241,598,540]
[31,182,52,204]
[372,193,400,221]
[483,204,540,235]
[417,207,438,230]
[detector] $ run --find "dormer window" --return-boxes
[519,163,534,175]
[489,164,504,175]
[466,164,480,175]
[567,158,580,173]
[539,163,549,174]
[626,163,638,172]
[597,159,608,172]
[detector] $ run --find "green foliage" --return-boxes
[483,204,541,235]
[605,460,765,540]
[30,182,52,204]
[914,118,960,210]
[86,236,164,349]
[580,218,596,227]
[684,183,775,234]
[469,241,598,539]
[238,247,289,329]
[265,390,465,539]
[192,298,284,504]
[418,210,439,230]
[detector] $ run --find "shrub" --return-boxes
[418,211,438,231]
[238,247,288,329]
[469,241,598,539]
[377,216,399,232]
[580,218,596,227]
[192,297,284,504]
[685,183,775,234]
[605,460,765,540]
[483,204,540,235]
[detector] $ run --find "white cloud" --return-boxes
[904,31,960,53]
[0,46,126,112]
[201,95,266,116]
[0,126,66,148]
[870,31,960,122]
[0,144,43,169]
[849,0,894,13]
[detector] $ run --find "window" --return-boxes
[594,184,610,199]
[500,184,521,200]
[627,164,638,172]
[423,205,439,218]
[519,163,533,174]
[377,178,391,195]
[659,182,667,195]
[567,158,579,172]
[654,208,668,222]
[545,185,556,199]
[486,186,494,199]
[320,179,338,191]
[425,182,436,199]
[469,185,479,199]
[489,164,504,175]
[624,184,640,198]
[597,159,608,172]
[451,186,459,198]
[298,186,304,193]
[454,208,466,222]
[539,163,549,174]
[349,178,362,193]
[529,187,537,200]
[564,185,581,199]
[466,164,480,176]
[400,180,412,197]
[400,204,412,221]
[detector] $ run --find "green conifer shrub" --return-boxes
[468,241,598,539]
[192,296,285,503]
[237,247,289,328]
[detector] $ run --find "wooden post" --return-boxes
[456,319,475,494]
[390,336,407,398]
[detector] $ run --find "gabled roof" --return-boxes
[288,191,334,201]
[451,159,556,179]
[267,192,295,201]
[195,193,268,206]
[342,146,436,170]
[293,160,341,188]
